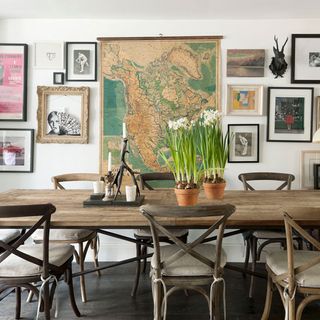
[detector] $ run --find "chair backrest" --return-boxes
[238,172,295,191]
[52,173,104,190]
[140,204,235,278]
[138,172,175,190]
[0,204,56,278]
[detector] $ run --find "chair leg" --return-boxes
[213,280,222,320]
[65,264,81,317]
[152,280,162,320]
[261,274,273,320]
[243,238,251,278]
[78,242,87,303]
[15,287,21,320]
[142,243,148,273]
[43,280,50,320]
[131,241,142,297]
[91,235,101,277]
[249,236,257,298]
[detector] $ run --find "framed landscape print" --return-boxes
[34,42,64,69]
[291,34,320,83]
[227,49,265,77]
[300,150,320,189]
[36,86,89,144]
[0,43,28,121]
[0,129,34,172]
[267,87,313,142]
[99,36,221,175]
[66,42,97,81]
[226,84,263,116]
[228,124,259,163]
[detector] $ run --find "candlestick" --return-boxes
[123,122,127,139]
[107,152,112,172]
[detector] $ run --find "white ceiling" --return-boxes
[1,0,320,20]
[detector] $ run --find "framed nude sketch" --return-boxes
[36,86,89,144]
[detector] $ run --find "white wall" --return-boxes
[1,18,320,261]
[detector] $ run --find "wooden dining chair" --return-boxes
[140,203,236,320]
[262,210,320,320]
[238,172,303,298]
[131,172,188,297]
[32,172,104,303]
[0,203,80,320]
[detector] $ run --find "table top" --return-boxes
[1,189,320,228]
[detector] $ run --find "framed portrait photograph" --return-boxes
[0,129,34,172]
[226,84,263,116]
[36,86,89,144]
[291,34,320,83]
[53,72,64,85]
[300,150,320,189]
[34,42,64,69]
[267,87,313,142]
[0,43,28,121]
[66,42,97,81]
[228,124,259,163]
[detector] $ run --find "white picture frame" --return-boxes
[300,150,320,189]
[34,42,64,69]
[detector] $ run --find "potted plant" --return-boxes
[160,117,200,206]
[197,109,229,199]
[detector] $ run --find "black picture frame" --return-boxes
[66,42,97,81]
[291,34,320,84]
[313,164,320,189]
[0,129,34,172]
[228,124,259,163]
[0,43,28,121]
[267,87,313,142]
[53,72,64,85]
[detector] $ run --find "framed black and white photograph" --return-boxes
[291,34,320,83]
[228,124,259,163]
[0,129,34,172]
[53,72,64,85]
[34,42,64,69]
[36,86,89,144]
[267,87,313,142]
[66,42,97,81]
[300,150,320,189]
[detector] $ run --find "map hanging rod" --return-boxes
[97,35,223,41]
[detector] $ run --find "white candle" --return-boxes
[123,122,127,139]
[107,152,112,172]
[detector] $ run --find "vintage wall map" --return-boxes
[100,37,221,174]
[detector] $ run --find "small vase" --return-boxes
[174,188,199,206]
[203,182,226,200]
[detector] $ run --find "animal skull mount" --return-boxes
[269,36,289,78]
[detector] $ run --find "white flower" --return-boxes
[201,108,221,126]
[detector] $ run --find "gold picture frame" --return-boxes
[36,86,89,144]
[316,96,320,130]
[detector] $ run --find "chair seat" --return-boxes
[0,244,74,277]
[151,244,227,277]
[0,229,21,243]
[134,228,188,238]
[32,229,94,242]
[266,250,320,288]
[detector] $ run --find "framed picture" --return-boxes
[36,86,89,144]
[226,84,263,116]
[99,36,221,175]
[0,43,28,121]
[313,164,320,189]
[34,42,64,69]
[291,34,320,83]
[66,42,97,81]
[0,129,34,172]
[53,72,64,85]
[300,150,320,189]
[228,124,259,163]
[267,87,313,142]
[316,96,320,130]
[227,49,265,77]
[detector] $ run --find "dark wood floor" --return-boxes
[0,262,319,319]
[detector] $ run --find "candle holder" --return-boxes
[104,171,115,199]
[111,138,140,200]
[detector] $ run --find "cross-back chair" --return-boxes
[131,172,188,297]
[32,173,104,303]
[140,203,236,320]
[238,172,302,298]
[0,203,80,320]
[262,210,320,320]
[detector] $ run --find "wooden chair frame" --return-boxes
[262,212,320,320]
[0,204,80,320]
[140,204,235,320]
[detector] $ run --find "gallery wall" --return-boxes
[1,18,320,261]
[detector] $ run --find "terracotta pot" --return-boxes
[174,188,199,206]
[203,182,226,200]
